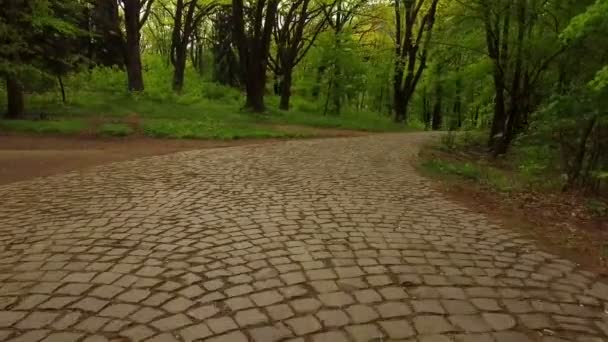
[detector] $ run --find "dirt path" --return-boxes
[0,133,606,342]
[0,128,364,185]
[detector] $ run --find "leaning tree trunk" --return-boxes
[123,0,144,92]
[5,76,25,119]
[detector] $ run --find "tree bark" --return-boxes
[172,47,187,92]
[91,0,124,67]
[5,76,25,119]
[232,0,280,112]
[58,75,66,104]
[392,0,439,123]
[279,69,293,110]
[432,67,443,131]
[123,0,144,92]
[245,76,266,112]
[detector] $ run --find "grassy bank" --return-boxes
[418,131,608,272]
[0,88,409,140]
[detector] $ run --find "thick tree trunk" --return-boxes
[172,47,187,92]
[279,69,293,110]
[5,76,25,119]
[124,0,144,92]
[393,90,407,123]
[245,77,266,112]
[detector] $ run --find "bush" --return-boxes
[201,82,241,102]
[98,123,134,137]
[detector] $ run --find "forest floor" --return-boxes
[0,126,366,185]
[418,140,608,276]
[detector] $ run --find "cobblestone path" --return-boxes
[0,133,607,342]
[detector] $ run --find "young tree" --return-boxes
[392,0,440,123]
[232,0,280,112]
[121,0,154,92]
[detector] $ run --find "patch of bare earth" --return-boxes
[419,147,608,277]
[0,127,366,185]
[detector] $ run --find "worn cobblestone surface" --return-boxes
[0,133,607,342]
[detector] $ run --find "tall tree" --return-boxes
[392,0,440,123]
[89,0,125,68]
[165,0,216,92]
[270,0,327,110]
[212,5,240,86]
[321,0,366,115]
[232,0,280,112]
[121,0,154,92]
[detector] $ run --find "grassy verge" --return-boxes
[0,90,410,139]
[418,131,608,272]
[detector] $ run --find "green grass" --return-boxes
[266,108,406,132]
[0,89,410,140]
[0,119,86,135]
[420,156,517,193]
[98,123,134,137]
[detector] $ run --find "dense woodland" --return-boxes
[0,0,607,193]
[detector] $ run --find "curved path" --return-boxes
[0,133,606,342]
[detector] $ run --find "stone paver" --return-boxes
[0,133,607,341]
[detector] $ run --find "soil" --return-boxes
[418,147,608,276]
[0,127,366,185]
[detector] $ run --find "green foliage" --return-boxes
[438,131,487,151]
[0,119,85,135]
[560,0,608,43]
[0,63,407,138]
[98,123,134,137]
[421,157,516,193]
[267,108,407,132]
[422,159,482,181]
[587,199,608,217]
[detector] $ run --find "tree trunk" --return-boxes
[91,0,125,67]
[279,69,293,110]
[393,90,407,123]
[453,76,462,129]
[245,77,265,112]
[58,75,66,103]
[393,66,406,123]
[5,76,25,119]
[489,69,507,148]
[422,86,431,130]
[172,46,187,92]
[431,84,442,130]
[123,0,144,92]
